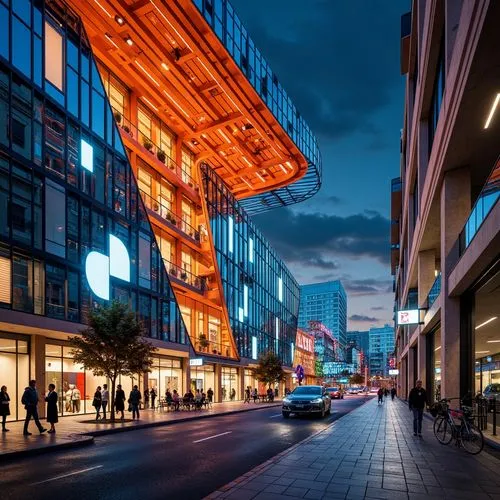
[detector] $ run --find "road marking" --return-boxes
[269,414,282,418]
[31,465,103,485]
[193,431,232,443]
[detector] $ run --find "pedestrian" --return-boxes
[115,384,126,420]
[409,380,427,437]
[384,388,389,398]
[21,380,47,435]
[93,386,102,420]
[0,385,10,432]
[172,389,180,411]
[207,388,214,403]
[150,387,157,410]
[45,383,58,433]
[244,386,251,403]
[144,388,150,409]
[391,387,396,401]
[101,384,109,420]
[377,387,384,405]
[230,388,236,401]
[253,388,258,403]
[129,385,142,419]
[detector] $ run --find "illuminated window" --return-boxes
[252,336,257,360]
[181,250,192,274]
[238,307,244,322]
[228,216,234,253]
[244,285,248,317]
[137,167,152,196]
[138,107,152,139]
[181,149,193,184]
[278,276,283,302]
[81,139,93,173]
[0,256,11,304]
[45,21,63,91]
[275,317,279,353]
[249,237,254,263]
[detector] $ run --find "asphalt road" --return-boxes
[0,395,369,500]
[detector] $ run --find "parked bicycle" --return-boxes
[430,398,484,455]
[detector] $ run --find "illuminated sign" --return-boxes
[397,309,424,325]
[189,358,203,367]
[296,330,315,354]
[252,336,257,360]
[389,369,399,375]
[85,234,130,300]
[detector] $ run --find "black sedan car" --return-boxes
[282,385,331,418]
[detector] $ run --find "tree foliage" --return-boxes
[69,301,157,421]
[252,351,285,388]
[349,373,364,385]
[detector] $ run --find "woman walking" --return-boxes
[93,386,102,420]
[0,385,10,432]
[115,384,126,420]
[128,385,141,420]
[45,384,58,433]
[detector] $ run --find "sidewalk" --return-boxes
[0,400,280,461]
[207,398,500,500]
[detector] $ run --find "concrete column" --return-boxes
[417,332,426,385]
[400,356,407,399]
[214,363,222,403]
[418,250,436,307]
[184,361,190,396]
[408,346,416,393]
[440,167,470,399]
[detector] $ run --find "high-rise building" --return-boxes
[346,330,370,360]
[393,2,499,401]
[0,0,322,420]
[298,281,347,347]
[369,325,395,377]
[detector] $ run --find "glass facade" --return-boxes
[202,164,299,367]
[0,0,188,345]
[192,0,321,214]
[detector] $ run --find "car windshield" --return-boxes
[292,387,321,395]
[488,384,500,393]
[327,388,339,392]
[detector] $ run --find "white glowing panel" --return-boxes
[249,237,254,263]
[278,277,283,302]
[85,251,110,300]
[238,307,244,322]
[228,216,234,253]
[81,139,94,172]
[109,235,130,281]
[252,336,257,360]
[397,309,420,325]
[291,342,295,362]
[243,285,248,317]
[275,317,279,354]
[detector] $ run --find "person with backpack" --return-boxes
[22,380,47,435]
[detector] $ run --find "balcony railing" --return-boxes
[458,159,500,256]
[140,189,201,243]
[427,272,441,309]
[195,339,232,357]
[163,259,206,293]
[112,108,199,190]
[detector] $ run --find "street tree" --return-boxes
[349,373,364,386]
[69,301,157,422]
[252,351,285,389]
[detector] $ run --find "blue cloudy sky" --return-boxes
[230,0,409,331]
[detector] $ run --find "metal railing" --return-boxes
[140,190,201,243]
[195,338,232,357]
[162,259,206,292]
[427,272,441,308]
[458,158,500,256]
[112,108,199,190]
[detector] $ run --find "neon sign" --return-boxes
[85,234,130,300]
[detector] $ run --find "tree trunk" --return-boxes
[110,375,117,422]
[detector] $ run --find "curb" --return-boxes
[204,398,374,499]
[0,435,94,462]
[84,403,282,437]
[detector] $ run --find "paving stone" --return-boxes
[284,486,309,497]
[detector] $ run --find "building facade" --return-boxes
[0,0,321,419]
[346,330,370,360]
[298,281,347,348]
[368,325,394,377]
[293,329,317,387]
[393,1,499,402]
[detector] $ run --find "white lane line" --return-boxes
[193,431,232,443]
[269,414,282,418]
[31,465,103,485]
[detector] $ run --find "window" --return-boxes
[181,149,193,184]
[181,250,192,274]
[45,21,64,91]
[137,166,152,195]
[81,139,93,172]
[139,233,151,289]
[138,107,152,139]
[0,255,11,304]
[181,198,193,231]
[12,255,32,312]
[46,264,65,320]
[45,179,66,258]
[429,40,445,152]
[12,17,31,78]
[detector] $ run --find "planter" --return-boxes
[157,150,166,163]
[113,111,122,124]
[143,139,154,151]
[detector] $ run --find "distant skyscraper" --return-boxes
[298,281,347,347]
[346,330,370,359]
[369,324,395,377]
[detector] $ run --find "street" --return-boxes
[0,396,369,500]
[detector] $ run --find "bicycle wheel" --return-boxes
[460,422,484,455]
[434,416,453,444]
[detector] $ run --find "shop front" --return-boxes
[293,329,317,387]
[148,356,184,398]
[221,366,239,401]
[0,333,30,421]
[426,327,442,404]
[190,362,215,396]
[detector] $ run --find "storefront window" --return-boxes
[433,328,441,402]
[221,366,239,401]
[149,357,183,398]
[191,364,215,397]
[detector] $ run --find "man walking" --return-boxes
[409,380,427,437]
[101,384,109,420]
[22,380,47,436]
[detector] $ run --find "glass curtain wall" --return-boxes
[201,164,299,367]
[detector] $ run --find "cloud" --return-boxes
[343,278,393,296]
[349,314,380,322]
[253,208,390,268]
[371,306,386,311]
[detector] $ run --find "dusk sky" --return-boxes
[231,0,409,332]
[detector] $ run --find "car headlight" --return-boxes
[311,398,323,404]
[283,398,291,404]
